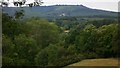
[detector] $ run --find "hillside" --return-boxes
[2,6,119,67]
[2,5,117,19]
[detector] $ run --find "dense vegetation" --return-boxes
[2,10,119,67]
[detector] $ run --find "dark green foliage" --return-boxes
[2,34,38,66]
[111,24,120,57]
[14,10,24,19]
[2,12,119,67]
[26,18,60,49]
[35,44,69,66]
[2,13,25,39]
[74,24,118,58]
[87,19,117,28]
[35,49,48,66]
[14,34,38,64]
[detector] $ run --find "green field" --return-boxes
[65,58,119,67]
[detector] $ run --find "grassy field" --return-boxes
[64,58,119,68]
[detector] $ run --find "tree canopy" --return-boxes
[2,11,119,67]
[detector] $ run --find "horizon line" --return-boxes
[4,4,118,12]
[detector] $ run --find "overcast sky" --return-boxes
[2,0,119,12]
[42,0,119,12]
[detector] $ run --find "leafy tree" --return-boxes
[35,49,48,66]
[111,24,120,57]
[14,34,37,65]
[74,24,96,52]
[2,13,24,39]
[26,19,60,49]
[2,34,31,66]
[67,45,77,55]
[35,44,68,66]
[14,10,25,19]
[2,34,15,56]
[45,44,59,66]
[95,24,118,57]
[87,19,117,28]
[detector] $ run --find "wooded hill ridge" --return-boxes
[3,5,117,19]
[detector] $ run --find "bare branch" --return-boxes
[0,0,43,7]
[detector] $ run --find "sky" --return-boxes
[1,0,119,12]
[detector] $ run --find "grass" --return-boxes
[68,58,118,66]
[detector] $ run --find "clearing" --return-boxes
[64,58,119,68]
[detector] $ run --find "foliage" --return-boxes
[26,18,60,49]
[2,12,119,67]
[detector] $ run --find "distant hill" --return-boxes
[2,5,117,19]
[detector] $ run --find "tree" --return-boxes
[2,13,24,39]
[2,34,31,66]
[34,44,69,66]
[35,49,48,66]
[26,19,60,49]
[1,0,43,7]
[14,34,37,65]
[111,24,120,57]
[3,34,39,66]
[95,24,118,57]
[74,24,96,52]
[14,10,25,19]
[2,34,15,57]
[67,45,77,55]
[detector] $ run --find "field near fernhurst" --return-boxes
[65,58,119,67]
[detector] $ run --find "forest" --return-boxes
[2,10,120,67]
